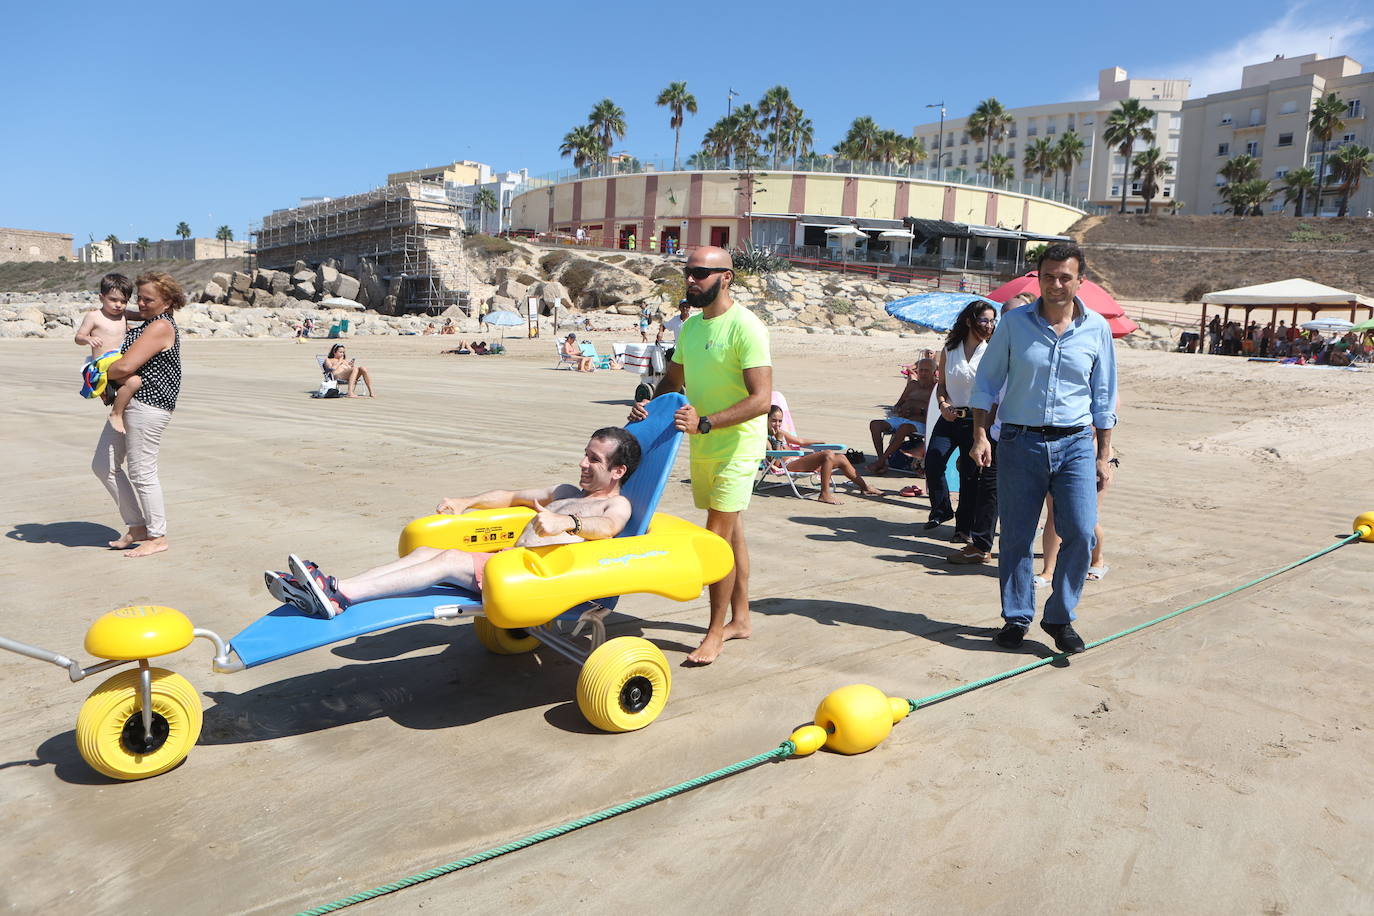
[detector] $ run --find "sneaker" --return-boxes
[951,531,970,545]
[923,511,953,531]
[1040,621,1086,654]
[947,545,990,565]
[264,570,313,611]
[994,622,1027,648]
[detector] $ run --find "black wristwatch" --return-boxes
[697,416,713,434]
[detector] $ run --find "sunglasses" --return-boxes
[684,266,730,280]
[975,317,997,325]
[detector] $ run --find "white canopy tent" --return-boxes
[1196,278,1374,352]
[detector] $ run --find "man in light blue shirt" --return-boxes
[969,243,1117,653]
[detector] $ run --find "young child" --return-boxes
[74,273,141,433]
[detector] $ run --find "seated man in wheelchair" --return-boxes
[268,427,641,619]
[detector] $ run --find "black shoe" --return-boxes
[994,622,1027,648]
[923,511,953,531]
[1041,621,1086,654]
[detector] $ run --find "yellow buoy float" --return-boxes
[1354,512,1374,542]
[788,684,911,756]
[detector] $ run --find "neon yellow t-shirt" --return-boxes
[672,305,772,461]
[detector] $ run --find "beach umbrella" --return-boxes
[824,225,867,238]
[482,308,523,338]
[1300,317,1354,333]
[319,296,363,310]
[884,292,1001,334]
[987,271,1126,319]
[1106,315,1139,338]
[1352,317,1374,332]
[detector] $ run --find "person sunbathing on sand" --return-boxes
[767,406,880,504]
[267,428,639,619]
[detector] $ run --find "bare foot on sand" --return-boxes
[125,537,168,558]
[108,527,147,549]
[859,486,883,496]
[685,621,752,666]
[818,494,842,505]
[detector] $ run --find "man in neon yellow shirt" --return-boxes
[630,246,772,664]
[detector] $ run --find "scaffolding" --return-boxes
[250,181,471,313]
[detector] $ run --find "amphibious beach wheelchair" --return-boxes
[0,393,733,780]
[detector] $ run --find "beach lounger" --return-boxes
[554,342,581,370]
[755,392,846,499]
[579,342,615,369]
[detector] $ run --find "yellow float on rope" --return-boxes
[789,684,911,756]
[1353,512,1374,543]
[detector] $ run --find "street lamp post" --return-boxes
[926,102,946,182]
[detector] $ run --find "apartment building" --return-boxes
[912,67,1189,214]
[1177,54,1372,216]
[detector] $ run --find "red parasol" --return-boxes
[1105,314,1139,338]
[988,271,1126,319]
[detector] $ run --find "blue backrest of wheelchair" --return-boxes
[620,392,686,538]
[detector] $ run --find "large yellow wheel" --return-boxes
[576,637,671,733]
[75,668,202,780]
[473,617,541,654]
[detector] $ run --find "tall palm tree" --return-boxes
[1280,167,1316,217]
[1328,144,1372,217]
[1102,98,1156,213]
[216,225,233,257]
[135,237,151,260]
[899,135,928,176]
[472,188,500,233]
[175,221,191,240]
[1308,92,1347,217]
[876,129,906,173]
[656,81,697,171]
[1130,147,1173,214]
[1055,131,1087,196]
[104,233,119,260]
[758,85,795,169]
[560,124,604,171]
[1023,137,1056,191]
[985,153,1015,184]
[587,98,627,175]
[834,116,881,161]
[968,98,1013,170]
[1218,153,1261,214]
[1232,178,1276,217]
[784,109,814,166]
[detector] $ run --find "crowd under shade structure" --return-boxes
[1199,278,1374,338]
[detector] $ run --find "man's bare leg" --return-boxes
[871,422,917,473]
[688,509,751,665]
[109,524,148,549]
[335,547,477,604]
[126,536,168,558]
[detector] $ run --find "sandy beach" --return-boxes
[2,331,1372,915]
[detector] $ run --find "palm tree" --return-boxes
[876,129,905,173]
[175,221,191,240]
[1308,92,1347,217]
[1218,154,1261,214]
[104,233,120,260]
[758,85,795,169]
[656,81,697,171]
[985,153,1015,184]
[898,135,928,176]
[1328,144,1372,217]
[1055,131,1087,196]
[785,110,814,166]
[834,116,881,161]
[1102,98,1157,213]
[1023,137,1056,191]
[1281,167,1316,217]
[1130,147,1173,214]
[216,225,233,257]
[968,98,1013,170]
[472,188,500,233]
[1231,178,1275,217]
[587,98,627,175]
[560,124,604,171]
[135,237,151,260]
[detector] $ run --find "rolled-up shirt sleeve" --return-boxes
[970,321,1010,413]
[1090,324,1118,429]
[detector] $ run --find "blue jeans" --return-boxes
[996,426,1098,627]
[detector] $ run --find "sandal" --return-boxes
[1086,566,1110,581]
[288,554,347,619]
[898,485,924,497]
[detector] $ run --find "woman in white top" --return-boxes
[923,301,998,545]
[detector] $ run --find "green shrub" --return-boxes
[826,297,855,314]
[732,243,791,275]
[465,234,516,255]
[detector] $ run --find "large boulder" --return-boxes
[292,282,316,300]
[212,271,232,291]
[317,264,340,293]
[494,278,528,302]
[291,269,316,286]
[229,272,251,295]
[269,270,291,294]
[202,280,226,304]
[551,256,656,309]
[0,320,44,338]
[251,269,273,291]
[334,274,360,301]
[358,259,386,310]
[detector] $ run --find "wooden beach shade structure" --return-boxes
[1198,278,1374,353]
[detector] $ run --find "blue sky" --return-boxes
[2,0,1370,249]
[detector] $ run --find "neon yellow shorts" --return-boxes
[690,457,758,512]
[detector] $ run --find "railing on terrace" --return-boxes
[512,156,1090,209]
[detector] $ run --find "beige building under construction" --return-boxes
[251,181,471,312]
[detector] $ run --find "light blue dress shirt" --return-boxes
[970,297,1118,429]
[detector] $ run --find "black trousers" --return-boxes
[926,415,999,551]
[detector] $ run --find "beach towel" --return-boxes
[79,350,121,399]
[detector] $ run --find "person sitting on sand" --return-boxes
[562,333,594,371]
[440,318,456,335]
[870,356,937,473]
[323,344,377,397]
[269,428,640,618]
[767,406,880,504]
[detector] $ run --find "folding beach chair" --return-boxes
[554,341,580,369]
[579,342,614,369]
[755,392,846,499]
[312,355,339,398]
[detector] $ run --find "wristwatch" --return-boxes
[697,416,713,434]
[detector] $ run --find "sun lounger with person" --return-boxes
[766,406,880,504]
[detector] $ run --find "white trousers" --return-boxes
[91,400,172,538]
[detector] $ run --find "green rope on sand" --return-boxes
[299,531,1362,915]
[904,531,1364,713]
[295,742,795,916]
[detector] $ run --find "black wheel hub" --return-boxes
[619,676,653,713]
[120,711,169,755]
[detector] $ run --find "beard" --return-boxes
[684,279,722,310]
